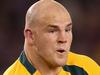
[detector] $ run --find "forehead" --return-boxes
[37,11,72,29]
[26,0,73,29]
[29,1,72,30]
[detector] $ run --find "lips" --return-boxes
[56,49,66,53]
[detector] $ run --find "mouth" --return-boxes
[56,49,66,53]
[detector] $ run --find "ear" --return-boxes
[24,29,34,45]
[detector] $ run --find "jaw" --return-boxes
[48,53,67,67]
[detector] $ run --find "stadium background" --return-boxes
[0,0,100,74]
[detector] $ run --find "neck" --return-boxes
[35,59,62,75]
[24,46,62,75]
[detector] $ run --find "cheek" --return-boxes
[68,33,73,48]
[35,36,56,59]
[68,32,73,41]
[70,33,73,42]
[66,32,73,48]
[35,33,56,51]
[41,33,57,44]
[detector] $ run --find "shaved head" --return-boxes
[25,0,71,29]
[24,0,73,70]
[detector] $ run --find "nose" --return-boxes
[57,31,67,43]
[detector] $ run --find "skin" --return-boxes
[24,0,72,75]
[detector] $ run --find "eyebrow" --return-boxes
[67,23,72,27]
[47,23,72,28]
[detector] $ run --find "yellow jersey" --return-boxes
[3,51,100,75]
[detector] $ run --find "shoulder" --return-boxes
[67,51,100,67]
[3,59,30,75]
[3,59,19,75]
[68,52,97,63]
[67,51,100,74]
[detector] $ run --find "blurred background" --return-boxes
[0,0,100,74]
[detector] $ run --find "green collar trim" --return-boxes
[63,65,88,75]
[19,51,88,75]
[19,51,36,74]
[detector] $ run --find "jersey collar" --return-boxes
[19,51,36,74]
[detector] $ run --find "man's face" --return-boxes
[33,12,72,67]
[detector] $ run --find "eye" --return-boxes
[65,28,72,32]
[48,29,57,33]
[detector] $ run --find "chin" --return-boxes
[55,59,67,67]
[58,62,66,66]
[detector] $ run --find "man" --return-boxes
[3,0,100,75]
